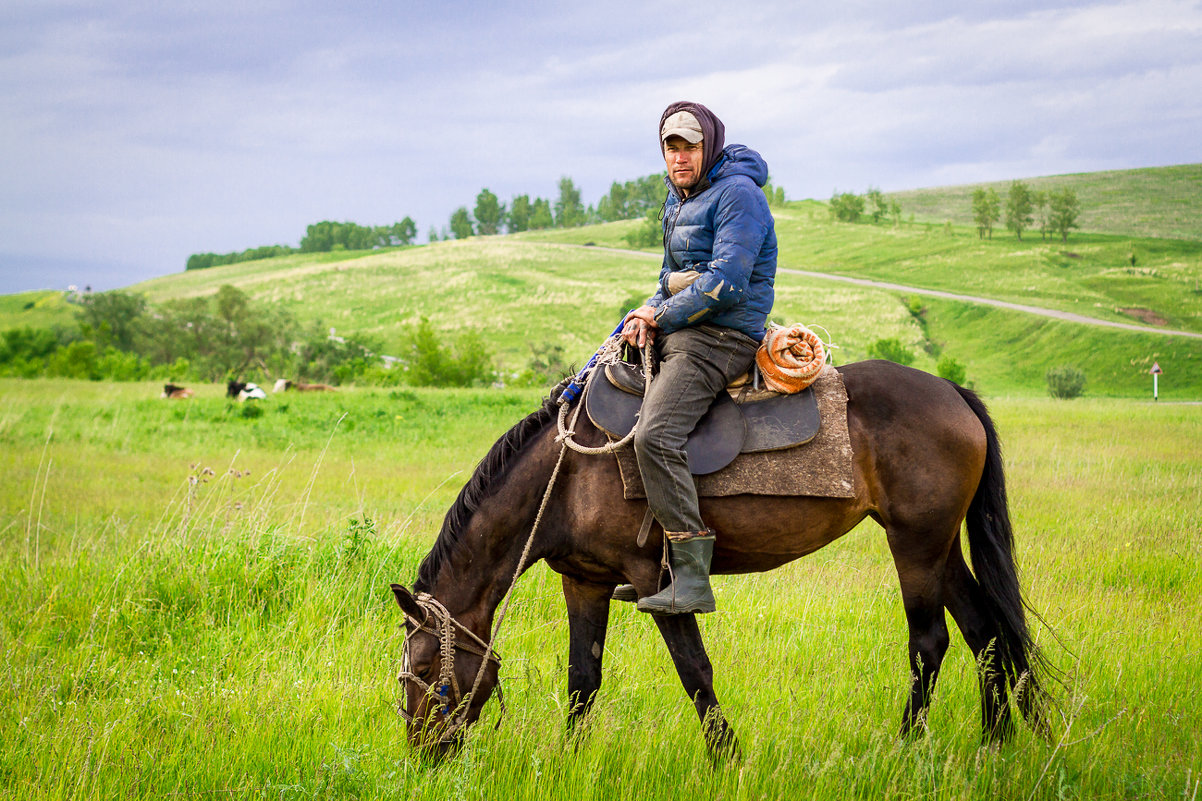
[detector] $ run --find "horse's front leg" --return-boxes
[652,613,742,764]
[561,574,614,730]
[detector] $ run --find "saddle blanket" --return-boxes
[613,365,855,500]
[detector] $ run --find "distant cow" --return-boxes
[161,384,194,399]
[227,380,267,401]
[273,379,336,392]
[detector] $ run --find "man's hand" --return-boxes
[621,305,659,347]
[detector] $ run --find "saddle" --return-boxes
[584,359,821,475]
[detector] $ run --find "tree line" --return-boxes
[826,181,1082,243]
[972,181,1080,242]
[185,170,791,270]
[828,188,904,225]
[437,174,667,240]
[0,287,529,388]
[0,287,380,384]
[186,219,419,271]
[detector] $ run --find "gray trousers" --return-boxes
[633,324,760,534]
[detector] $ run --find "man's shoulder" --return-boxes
[710,172,771,214]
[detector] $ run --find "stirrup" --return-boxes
[611,584,638,603]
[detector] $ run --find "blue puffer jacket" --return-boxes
[647,144,777,341]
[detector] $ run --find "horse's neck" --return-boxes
[429,427,560,631]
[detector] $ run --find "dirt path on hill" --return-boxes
[561,243,1202,340]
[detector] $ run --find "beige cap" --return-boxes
[660,110,703,144]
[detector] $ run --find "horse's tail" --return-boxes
[956,385,1053,736]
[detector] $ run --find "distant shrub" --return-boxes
[623,207,661,248]
[400,317,496,388]
[358,364,406,387]
[525,342,571,386]
[936,355,967,385]
[867,337,915,366]
[238,402,264,418]
[1046,366,1086,399]
[829,192,865,223]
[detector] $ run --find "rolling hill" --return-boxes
[2,164,1200,398]
[885,163,1202,241]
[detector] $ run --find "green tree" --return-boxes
[508,194,531,232]
[474,189,504,235]
[529,198,554,230]
[387,217,418,246]
[889,199,902,228]
[1033,191,1051,241]
[449,207,474,239]
[971,187,1001,239]
[865,188,887,223]
[401,317,495,387]
[78,290,147,352]
[46,340,100,380]
[554,177,585,228]
[291,322,381,384]
[829,192,865,223]
[1049,188,1081,243]
[1004,180,1034,240]
[623,206,662,248]
[761,175,786,208]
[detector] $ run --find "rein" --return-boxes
[397,342,645,740]
[556,335,654,455]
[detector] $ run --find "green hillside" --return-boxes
[886,163,1202,241]
[0,289,78,331]
[2,164,1200,398]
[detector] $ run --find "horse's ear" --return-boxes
[391,583,424,622]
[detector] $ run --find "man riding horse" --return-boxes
[618,101,778,615]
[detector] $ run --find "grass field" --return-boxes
[1,379,1199,799]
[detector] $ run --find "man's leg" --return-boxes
[632,325,757,613]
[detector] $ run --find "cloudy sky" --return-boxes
[2,0,1200,294]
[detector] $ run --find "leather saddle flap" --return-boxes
[585,369,744,475]
[738,388,820,453]
[605,360,646,395]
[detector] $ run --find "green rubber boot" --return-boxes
[611,584,638,602]
[636,533,716,615]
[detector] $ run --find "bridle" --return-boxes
[397,592,504,741]
[395,339,650,745]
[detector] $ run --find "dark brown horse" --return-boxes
[390,360,1050,760]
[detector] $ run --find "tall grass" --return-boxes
[1,380,1198,798]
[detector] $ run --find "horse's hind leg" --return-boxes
[653,613,741,764]
[562,575,613,731]
[891,533,953,738]
[943,539,1014,742]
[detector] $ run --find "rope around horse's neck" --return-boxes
[556,340,652,455]
[450,403,577,734]
[432,340,649,738]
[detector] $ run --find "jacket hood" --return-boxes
[710,144,769,188]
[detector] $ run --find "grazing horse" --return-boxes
[160,383,193,399]
[390,360,1051,760]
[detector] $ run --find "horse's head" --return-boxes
[390,584,501,759]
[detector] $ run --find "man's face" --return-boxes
[663,135,704,195]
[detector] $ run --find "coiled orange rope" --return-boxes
[755,323,827,393]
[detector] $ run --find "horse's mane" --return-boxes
[413,380,570,593]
